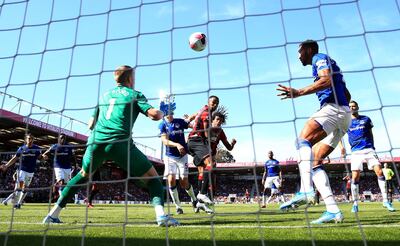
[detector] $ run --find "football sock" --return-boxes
[147,178,164,207]
[18,190,27,205]
[48,204,62,218]
[377,175,388,202]
[185,185,197,202]
[3,192,14,203]
[351,180,359,206]
[296,139,314,193]
[169,185,181,208]
[312,166,340,213]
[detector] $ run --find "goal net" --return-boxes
[1,0,399,245]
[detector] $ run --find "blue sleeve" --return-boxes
[15,146,23,157]
[313,54,330,72]
[367,117,374,129]
[179,119,189,129]
[50,144,57,152]
[159,122,167,135]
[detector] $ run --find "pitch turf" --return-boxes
[0,202,399,246]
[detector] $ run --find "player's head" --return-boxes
[268,150,274,159]
[24,133,34,146]
[211,105,228,127]
[384,163,389,169]
[349,100,359,115]
[114,65,134,88]
[298,40,318,66]
[164,113,174,122]
[208,95,219,112]
[58,133,66,145]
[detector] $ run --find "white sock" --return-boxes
[48,204,63,218]
[20,191,28,204]
[154,205,165,218]
[14,190,22,205]
[185,185,197,202]
[3,192,14,203]
[266,196,273,204]
[312,167,340,213]
[351,181,359,205]
[377,176,388,202]
[169,186,181,208]
[262,194,266,205]
[297,139,314,193]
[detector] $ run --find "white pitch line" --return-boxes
[1,221,400,229]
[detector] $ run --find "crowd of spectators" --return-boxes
[0,162,398,204]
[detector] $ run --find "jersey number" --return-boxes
[106,98,116,120]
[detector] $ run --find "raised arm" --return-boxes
[146,108,164,121]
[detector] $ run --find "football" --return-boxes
[189,32,207,52]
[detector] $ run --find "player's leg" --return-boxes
[43,143,105,223]
[262,178,273,207]
[17,172,33,207]
[120,143,178,226]
[349,151,362,213]
[308,104,350,223]
[371,159,395,211]
[166,161,183,214]
[177,156,198,212]
[2,192,15,205]
[187,137,213,205]
[311,138,341,217]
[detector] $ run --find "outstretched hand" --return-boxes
[276,84,300,99]
[159,101,176,115]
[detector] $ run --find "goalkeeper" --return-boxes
[43,65,179,226]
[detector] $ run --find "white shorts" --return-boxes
[17,170,34,187]
[264,176,281,189]
[312,103,351,147]
[163,155,189,179]
[351,148,380,171]
[54,167,72,182]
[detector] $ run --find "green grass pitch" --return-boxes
[1,202,399,246]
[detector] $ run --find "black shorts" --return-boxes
[187,137,211,167]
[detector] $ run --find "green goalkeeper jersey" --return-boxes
[90,85,153,143]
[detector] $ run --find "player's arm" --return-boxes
[338,139,346,159]
[261,169,267,185]
[88,106,99,130]
[221,137,236,151]
[146,108,164,120]
[184,113,197,123]
[277,68,332,99]
[42,146,52,161]
[160,134,186,156]
[0,155,18,172]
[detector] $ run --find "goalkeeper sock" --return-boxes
[57,172,88,208]
[296,139,314,193]
[377,175,388,202]
[147,178,164,207]
[48,204,62,218]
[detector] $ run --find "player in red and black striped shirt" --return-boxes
[187,95,219,207]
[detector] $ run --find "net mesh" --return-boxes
[1,0,400,245]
